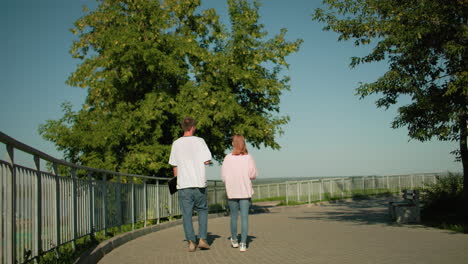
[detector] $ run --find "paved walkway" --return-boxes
[98,196,468,264]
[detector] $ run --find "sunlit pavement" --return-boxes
[98,196,468,264]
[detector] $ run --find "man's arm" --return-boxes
[172,166,177,177]
[199,138,212,165]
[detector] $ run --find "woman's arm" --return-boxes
[248,155,257,180]
[221,155,228,183]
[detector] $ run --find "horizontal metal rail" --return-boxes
[0,131,446,263]
[0,132,224,264]
[0,132,168,181]
[251,173,443,204]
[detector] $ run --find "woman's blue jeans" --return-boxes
[178,188,208,243]
[228,198,251,243]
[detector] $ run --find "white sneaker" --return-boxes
[230,238,239,248]
[239,243,247,252]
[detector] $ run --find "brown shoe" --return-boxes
[198,238,210,250]
[188,240,197,252]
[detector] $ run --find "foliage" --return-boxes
[39,0,302,178]
[420,173,467,232]
[38,218,177,263]
[38,236,97,264]
[277,200,303,206]
[252,196,284,202]
[313,0,468,200]
[421,173,463,214]
[351,193,371,200]
[208,203,225,213]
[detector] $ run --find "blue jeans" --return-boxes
[228,199,251,243]
[178,188,208,242]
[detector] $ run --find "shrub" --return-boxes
[420,172,466,232]
[208,203,225,213]
[421,173,463,214]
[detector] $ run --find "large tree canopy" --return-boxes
[39,0,302,178]
[313,0,467,200]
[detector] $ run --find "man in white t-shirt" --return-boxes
[169,117,212,252]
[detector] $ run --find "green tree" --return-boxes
[39,0,301,178]
[313,0,467,204]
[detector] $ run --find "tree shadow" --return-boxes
[319,195,395,209]
[225,204,275,215]
[289,196,424,227]
[250,204,276,214]
[291,208,391,225]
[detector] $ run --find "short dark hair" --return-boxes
[181,117,196,132]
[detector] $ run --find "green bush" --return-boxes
[421,173,463,214]
[208,203,225,213]
[420,173,466,232]
[351,193,370,200]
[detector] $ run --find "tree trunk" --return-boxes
[460,113,468,220]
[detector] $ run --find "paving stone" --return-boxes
[98,196,468,264]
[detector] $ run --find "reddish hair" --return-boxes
[232,134,248,155]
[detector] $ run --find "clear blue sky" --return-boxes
[1,0,460,179]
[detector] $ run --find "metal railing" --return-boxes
[0,131,445,263]
[251,173,443,204]
[0,132,225,264]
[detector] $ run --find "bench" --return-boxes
[388,189,420,224]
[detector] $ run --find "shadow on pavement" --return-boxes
[247,235,257,244]
[289,196,415,226]
[291,208,391,225]
[250,200,283,214]
[223,203,276,216]
[321,194,395,208]
[250,205,273,214]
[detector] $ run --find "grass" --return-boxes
[252,196,284,203]
[32,216,182,264]
[37,235,98,264]
[351,190,395,200]
[277,199,307,206]
[421,218,468,233]
[35,204,228,263]
[420,207,468,233]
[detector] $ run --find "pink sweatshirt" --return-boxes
[221,153,257,199]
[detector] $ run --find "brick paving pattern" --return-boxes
[98,196,468,264]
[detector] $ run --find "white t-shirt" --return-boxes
[168,136,212,189]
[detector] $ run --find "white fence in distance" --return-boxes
[0,131,445,264]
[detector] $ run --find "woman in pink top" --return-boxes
[222,134,257,252]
